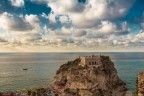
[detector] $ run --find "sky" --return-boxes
[0,0,144,52]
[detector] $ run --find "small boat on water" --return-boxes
[23,68,28,70]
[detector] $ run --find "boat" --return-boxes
[23,68,28,70]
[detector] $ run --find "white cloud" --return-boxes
[121,22,130,32]
[83,21,130,38]
[58,15,70,24]
[0,12,74,44]
[10,0,24,7]
[97,21,118,34]
[25,14,40,25]
[44,0,134,47]
[25,14,40,31]
[0,12,133,50]
[0,12,43,43]
[0,12,33,32]
[1,0,143,51]
[48,0,134,28]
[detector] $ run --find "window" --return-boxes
[92,62,94,65]
[95,62,96,64]
[89,62,91,65]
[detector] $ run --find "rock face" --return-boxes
[137,72,144,96]
[53,55,127,96]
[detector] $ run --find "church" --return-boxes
[79,55,102,67]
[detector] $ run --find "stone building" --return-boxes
[79,55,102,67]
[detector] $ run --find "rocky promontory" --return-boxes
[53,55,127,96]
[137,72,144,96]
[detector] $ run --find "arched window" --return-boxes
[95,62,97,64]
[92,62,94,65]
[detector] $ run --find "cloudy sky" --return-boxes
[0,0,144,52]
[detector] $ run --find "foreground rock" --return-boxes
[138,72,144,96]
[0,85,57,96]
[53,55,127,96]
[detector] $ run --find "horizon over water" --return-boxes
[0,52,144,92]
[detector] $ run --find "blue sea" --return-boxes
[0,52,144,92]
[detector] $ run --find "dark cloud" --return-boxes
[0,12,33,32]
[74,30,87,37]
[0,38,7,42]
[9,16,33,31]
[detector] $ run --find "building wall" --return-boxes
[79,56,102,67]
[80,57,86,67]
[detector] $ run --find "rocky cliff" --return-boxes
[53,55,127,96]
[137,72,144,96]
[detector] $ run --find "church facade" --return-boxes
[79,55,102,67]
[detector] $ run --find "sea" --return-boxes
[0,52,144,92]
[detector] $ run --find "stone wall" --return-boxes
[79,55,102,67]
[66,82,94,89]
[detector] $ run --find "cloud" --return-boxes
[139,16,144,33]
[141,23,144,29]
[105,32,144,47]
[1,0,144,51]
[0,12,131,46]
[10,0,24,7]
[0,12,33,32]
[25,14,40,31]
[80,21,130,38]
[0,12,73,43]
[0,12,44,43]
[74,29,87,37]
[48,0,135,28]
